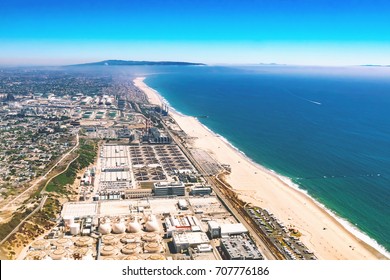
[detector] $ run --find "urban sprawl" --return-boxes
[0,68,316,260]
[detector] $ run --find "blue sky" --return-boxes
[1,0,390,65]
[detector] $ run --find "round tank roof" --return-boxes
[121,243,140,255]
[147,254,166,260]
[31,239,50,250]
[144,242,161,253]
[102,235,118,245]
[25,251,47,260]
[122,255,141,260]
[101,245,116,256]
[75,236,93,247]
[51,238,72,247]
[142,232,159,242]
[120,233,139,244]
[51,249,68,260]
[73,247,89,256]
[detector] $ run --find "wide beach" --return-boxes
[134,76,387,260]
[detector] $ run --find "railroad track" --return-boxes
[161,120,283,260]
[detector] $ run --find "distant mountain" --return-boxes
[70,60,206,66]
[258,63,287,66]
[360,64,390,67]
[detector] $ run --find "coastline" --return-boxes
[134,76,388,260]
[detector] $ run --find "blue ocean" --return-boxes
[143,65,390,254]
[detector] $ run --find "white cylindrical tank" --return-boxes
[99,218,112,235]
[145,221,159,232]
[127,217,141,233]
[148,214,157,222]
[70,223,80,235]
[99,223,112,235]
[142,213,148,223]
[112,218,126,234]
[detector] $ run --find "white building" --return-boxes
[172,231,210,253]
[220,223,248,237]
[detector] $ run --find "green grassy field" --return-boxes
[46,139,97,194]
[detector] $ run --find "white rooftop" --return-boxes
[220,223,248,235]
[172,231,210,245]
[62,202,97,217]
[207,220,220,229]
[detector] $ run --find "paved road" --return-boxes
[211,174,278,260]
[162,121,278,260]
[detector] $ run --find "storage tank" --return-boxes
[147,254,166,260]
[50,249,68,260]
[112,218,126,234]
[25,251,47,260]
[30,240,50,251]
[144,242,162,253]
[102,235,118,245]
[70,223,80,235]
[122,255,141,260]
[144,215,159,232]
[98,218,112,235]
[120,233,139,244]
[142,232,159,242]
[127,217,141,233]
[51,238,72,248]
[75,236,93,247]
[73,247,89,259]
[100,245,116,256]
[121,243,141,255]
[148,214,157,222]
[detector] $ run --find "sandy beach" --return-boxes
[134,77,387,260]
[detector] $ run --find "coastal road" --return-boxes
[211,174,278,260]
[0,134,79,212]
[162,120,278,260]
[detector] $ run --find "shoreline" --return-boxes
[134,76,389,260]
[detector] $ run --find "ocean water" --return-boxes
[144,65,390,254]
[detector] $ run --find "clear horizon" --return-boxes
[1,0,390,66]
